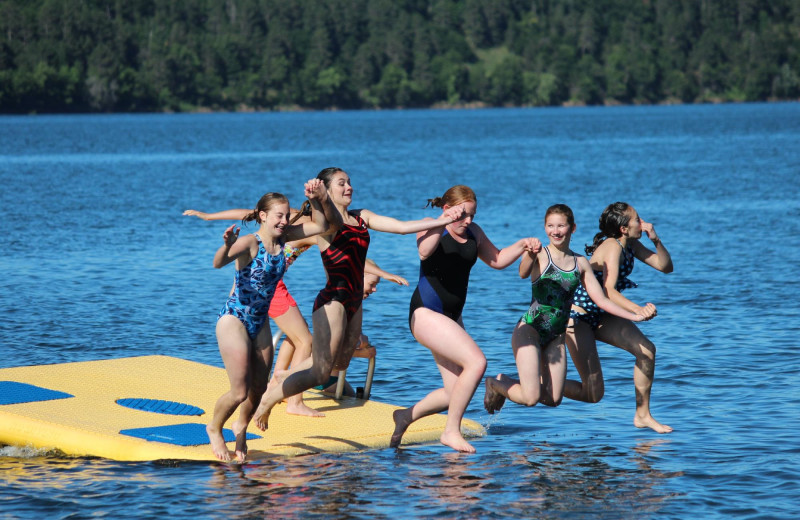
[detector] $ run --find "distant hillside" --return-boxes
[1,0,798,113]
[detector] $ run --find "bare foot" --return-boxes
[440,430,476,453]
[232,419,248,462]
[253,403,272,431]
[483,375,507,414]
[634,414,673,433]
[285,397,325,417]
[206,424,231,462]
[390,408,412,448]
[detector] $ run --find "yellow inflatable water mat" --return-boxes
[0,355,484,461]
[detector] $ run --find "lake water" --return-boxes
[1,103,798,519]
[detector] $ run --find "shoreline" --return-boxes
[4,97,798,116]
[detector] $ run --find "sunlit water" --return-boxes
[1,104,798,519]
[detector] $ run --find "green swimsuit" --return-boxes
[520,246,582,346]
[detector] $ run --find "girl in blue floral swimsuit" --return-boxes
[206,180,329,463]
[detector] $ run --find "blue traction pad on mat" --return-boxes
[116,398,204,416]
[119,423,261,446]
[0,381,74,405]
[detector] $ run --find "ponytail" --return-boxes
[289,200,312,224]
[585,202,630,255]
[425,185,475,209]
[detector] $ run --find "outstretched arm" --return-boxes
[580,256,646,322]
[365,261,409,286]
[632,219,673,273]
[184,209,251,221]
[359,205,463,236]
[474,225,542,270]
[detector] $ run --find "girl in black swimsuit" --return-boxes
[391,185,541,453]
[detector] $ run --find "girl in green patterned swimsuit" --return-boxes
[483,204,646,414]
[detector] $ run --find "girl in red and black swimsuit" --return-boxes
[253,167,464,431]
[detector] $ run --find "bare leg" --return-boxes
[595,315,672,433]
[272,306,324,417]
[564,319,605,403]
[486,323,544,408]
[208,316,253,462]
[253,302,351,431]
[392,310,486,453]
[230,323,273,462]
[537,338,566,407]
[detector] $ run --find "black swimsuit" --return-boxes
[409,228,478,325]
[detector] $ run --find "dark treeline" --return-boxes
[1,0,798,113]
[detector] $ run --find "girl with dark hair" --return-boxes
[482,204,646,419]
[564,202,673,433]
[390,185,541,453]
[207,180,329,462]
[252,168,464,432]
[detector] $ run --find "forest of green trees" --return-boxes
[1,0,798,113]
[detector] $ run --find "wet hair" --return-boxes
[425,185,476,208]
[585,201,631,255]
[243,192,290,224]
[544,203,575,228]
[317,167,347,188]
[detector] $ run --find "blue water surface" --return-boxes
[1,103,799,519]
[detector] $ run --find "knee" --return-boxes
[639,339,656,359]
[519,390,540,407]
[586,379,605,403]
[310,361,333,386]
[230,386,249,404]
[472,355,488,376]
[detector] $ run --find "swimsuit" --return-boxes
[409,228,478,324]
[313,212,370,320]
[219,234,287,339]
[570,239,637,329]
[268,244,310,319]
[520,247,581,346]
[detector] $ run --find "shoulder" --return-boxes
[594,238,621,259]
[467,222,485,242]
[349,208,369,226]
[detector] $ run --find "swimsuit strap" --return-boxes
[543,245,555,269]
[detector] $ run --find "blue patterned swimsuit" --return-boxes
[218,234,287,339]
[570,239,637,329]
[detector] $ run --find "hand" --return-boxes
[442,204,465,222]
[640,219,659,243]
[304,179,326,200]
[384,274,409,286]
[523,237,542,254]
[637,302,658,321]
[222,224,240,247]
[183,209,209,220]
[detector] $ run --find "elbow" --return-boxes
[662,262,674,274]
